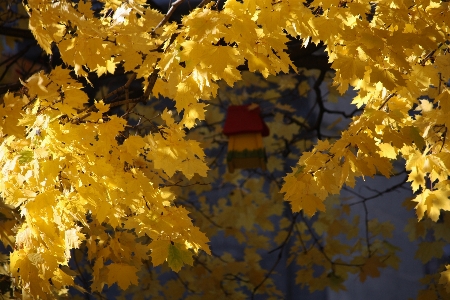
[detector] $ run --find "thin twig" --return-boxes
[175,273,197,294]
[268,213,298,254]
[312,69,327,139]
[420,43,443,66]
[378,93,396,111]
[198,0,212,8]
[0,42,35,82]
[363,201,371,256]
[346,175,408,206]
[180,199,224,229]
[104,73,136,100]
[108,95,145,108]
[252,213,298,299]
[153,0,185,33]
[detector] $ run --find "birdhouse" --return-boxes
[223,104,270,173]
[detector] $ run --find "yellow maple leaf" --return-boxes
[414,188,450,221]
[28,18,54,54]
[52,268,75,289]
[167,242,194,272]
[377,143,398,159]
[415,241,446,263]
[106,263,139,290]
[359,256,384,282]
[64,227,85,260]
[77,0,93,18]
[10,250,51,298]
[150,239,170,267]
[439,265,450,293]
[96,58,117,77]
[181,102,206,129]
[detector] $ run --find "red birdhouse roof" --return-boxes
[223,105,270,137]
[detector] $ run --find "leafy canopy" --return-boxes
[0,0,450,298]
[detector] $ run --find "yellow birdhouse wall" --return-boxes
[227,132,266,173]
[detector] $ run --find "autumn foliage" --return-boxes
[0,0,450,299]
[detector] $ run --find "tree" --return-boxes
[0,0,449,299]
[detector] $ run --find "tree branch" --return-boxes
[198,0,213,8]
[0,26,34,39]
[252,213,298,299]
[312,69,327,139]
[153,0,185,33]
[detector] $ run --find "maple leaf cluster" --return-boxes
[0,0,449,298]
